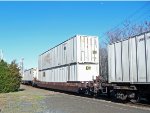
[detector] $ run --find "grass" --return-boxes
[0,85,53,113]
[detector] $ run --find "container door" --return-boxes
[81,51,85,62]
[80,36,85,62]
[85,37,88,62]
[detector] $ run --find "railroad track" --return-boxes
[86,94,150,108]
[69,92,150,108]
[67,92,150,110]
[128,101,150,108]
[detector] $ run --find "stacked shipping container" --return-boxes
[38,35,99,82]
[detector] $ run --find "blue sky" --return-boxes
[0,1,149,69]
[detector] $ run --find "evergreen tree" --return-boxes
[0,60,22,93]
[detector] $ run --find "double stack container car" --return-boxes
[35,35,99,92]
[22,31,150,102]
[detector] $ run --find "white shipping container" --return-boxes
[108,31,150,83]
[39,35,99,68]
[38,35,99,82]
[38,64,99,82]
[22,68,37,81]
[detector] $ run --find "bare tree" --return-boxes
[99,47,108,80]
[106,20,150,44]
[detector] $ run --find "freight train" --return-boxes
[21,31,150,102]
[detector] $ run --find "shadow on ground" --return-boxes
[18,88,25,91]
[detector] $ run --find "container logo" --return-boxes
[86,66,91,70]
[139,38,145,42]
[139,36,150,42]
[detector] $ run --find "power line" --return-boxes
[111,2,149,32]
[100,2,150,44]
[100,2,150,39]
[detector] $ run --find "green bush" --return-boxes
[0,60,22,93]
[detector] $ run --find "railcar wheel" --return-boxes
[115,91,127,101]
[85,89,90,95]
[130,94,140,103]
[121,93,127,101]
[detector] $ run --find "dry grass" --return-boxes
[0,85,59,113]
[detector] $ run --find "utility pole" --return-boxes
[0,49,4,61]
[99,44,102,76]
[20,58,24,77]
